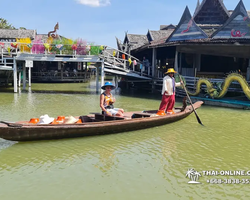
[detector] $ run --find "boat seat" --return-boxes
[91,113,124,121]
[131,113,152,118]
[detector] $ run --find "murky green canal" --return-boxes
[0,80,250,200]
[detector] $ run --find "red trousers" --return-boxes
[159,93,175,111]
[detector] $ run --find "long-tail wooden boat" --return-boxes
[0,101,203,141]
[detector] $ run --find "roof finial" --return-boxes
[194,0,200,16]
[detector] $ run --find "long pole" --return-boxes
[178,74,203,126]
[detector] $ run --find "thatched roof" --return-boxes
[0,29,36,39]
[124,34,149,50]
[160,24,176,30]
[147,30,174,42]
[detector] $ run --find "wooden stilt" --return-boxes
[13,57,17,93]
[22,62,26,90]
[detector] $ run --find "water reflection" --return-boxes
[1,81,250,199]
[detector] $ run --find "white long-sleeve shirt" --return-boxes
[161,75,181,95]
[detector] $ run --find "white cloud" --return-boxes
[76,0,110,7]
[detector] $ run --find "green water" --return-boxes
[0,80,250,200]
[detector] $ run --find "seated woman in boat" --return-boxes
[100,82,124,117]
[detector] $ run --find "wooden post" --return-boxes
[101,61,105,92]
[13,57,17,93]
[179,53,182,74]
[96,65,100,93]
[247,59,250,81]
[174,50,179,72]
[28,67,31,87]
[152,48,156,77]
[115,75,118,87]
[18,71,21,87]
[84,63,87,81]
[22,62,26,90]
[196,54,201,72]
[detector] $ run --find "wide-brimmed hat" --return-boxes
[37,114,54,125]
[101,82,115,90]
[165,68,177,74]
[64,116,78,124]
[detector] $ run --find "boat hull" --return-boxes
[0,101,203,141]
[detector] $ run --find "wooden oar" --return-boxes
[177,74,204,126]
[0,121,23,127]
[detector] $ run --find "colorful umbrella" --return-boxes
[56,44,64,50]
[71,44,77,50]
[44,43,50,50]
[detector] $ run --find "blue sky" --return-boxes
[1,0,250,47]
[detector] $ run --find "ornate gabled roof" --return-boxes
[193,0,200,16]
[116,37,123,51]
[147,30,174,42]
[0,29,36,39]
[167,6,208,42]
[212,0,250,39]
[194,0,230,24]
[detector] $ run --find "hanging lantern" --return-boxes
[113,50,116,57]
[56,44,64,50]
[71,44,77,50]
[11,42,18,48]
[133,60,137,65]
[122,54,125,60]
[7,47,11,55]
[27,43,33,49]
[44,43,50,50]
[128,58,132,66]
[86,45,91,52]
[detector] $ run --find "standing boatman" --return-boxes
[157,68,183,116]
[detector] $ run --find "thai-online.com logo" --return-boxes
[186,169,250,184]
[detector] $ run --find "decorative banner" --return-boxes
[11,42,18,48]
[128,58,132,66]
[27,43,33,49]
[71,44,77,50]
[133,60,137,65]
[44,43,50,50]
[113,50,116,57]
[56,44,64,50]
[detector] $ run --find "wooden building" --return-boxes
[119,0,250,80]
[0,27,93,84]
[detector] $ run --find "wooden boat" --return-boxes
[0,101,203,141]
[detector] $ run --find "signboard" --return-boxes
[0,38,16,43]
[25,60,33,68]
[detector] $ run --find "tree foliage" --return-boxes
[0,18,16,29]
